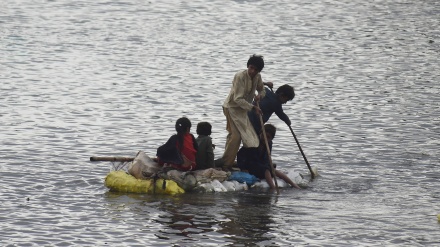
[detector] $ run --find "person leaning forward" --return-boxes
[248,84,295,135]
[217,55,269,171]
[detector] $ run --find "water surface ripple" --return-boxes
[1,0,439,246]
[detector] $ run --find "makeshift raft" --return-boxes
[93,151,309,195]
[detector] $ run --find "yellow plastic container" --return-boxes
[104,170,185,195]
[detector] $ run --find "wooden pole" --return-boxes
[288,126,315,179]
[90,156,134,162]
[258,103,280,194]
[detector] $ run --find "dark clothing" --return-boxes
[156,134,198,171]
[195,135,215,170]
[236,141,272,179]
[248,87,290,134]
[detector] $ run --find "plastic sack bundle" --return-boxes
[104,170,184,195]
[210,180,228,192]
[128,151,161,179]
[193,168,230,183]
[228,171,259,186]
[222,180,248,191]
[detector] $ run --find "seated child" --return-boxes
[156,117,198,171]
[195,122,215,170]
[236,124,300,190]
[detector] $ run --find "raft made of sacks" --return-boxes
[103,151,307,195]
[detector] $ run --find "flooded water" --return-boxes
[1,0,440,246]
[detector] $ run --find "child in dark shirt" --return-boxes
[237,124,300,190]
[195,122,215,170]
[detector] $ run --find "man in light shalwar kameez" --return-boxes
[219,55,269,171]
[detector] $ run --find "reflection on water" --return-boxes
[218,193,275,245]
[103,191,279,246]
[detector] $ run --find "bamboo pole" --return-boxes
[90,156,134,162]
[257,103,280,194]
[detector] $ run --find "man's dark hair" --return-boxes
[196,122,212,136]
[247,54,265,72]
[275,84,295,101]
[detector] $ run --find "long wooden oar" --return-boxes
[257,103,280,194]
[288,126,315,179]
[90,156,134,162]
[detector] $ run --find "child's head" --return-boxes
[196,122,212,136]
[175,117,192,134]
[247,54,265,72]
[262,124,276,141]
[275,84,295,103]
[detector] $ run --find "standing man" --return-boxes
[218,55,267,171]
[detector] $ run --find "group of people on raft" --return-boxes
[156,55,301,190]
